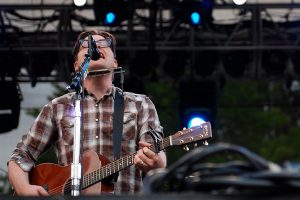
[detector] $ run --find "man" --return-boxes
[7,30,166,196]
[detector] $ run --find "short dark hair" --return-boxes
[72,30,117,60]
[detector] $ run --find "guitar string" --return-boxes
[45,132,180,194]
[46,152,152,194]
[48,135,174,194]
[48,154,137,194]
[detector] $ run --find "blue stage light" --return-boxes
[179,80,217,129]
[187,115,206,128]
[172,0,214,27]
[190,12,201,25]
[104,12,116,25]
[93,0,133,27]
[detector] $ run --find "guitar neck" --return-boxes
[81,136,172,189]
[81,123,212,189]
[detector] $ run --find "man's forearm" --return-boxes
[7,160,30,194]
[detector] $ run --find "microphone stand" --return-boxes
[67,52,92,197]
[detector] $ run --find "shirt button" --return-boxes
[95,118,99,122]
[96,135,99,139]
[95,104,98,107]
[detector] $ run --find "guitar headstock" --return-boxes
[171,122,212,146]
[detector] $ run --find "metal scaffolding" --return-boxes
[1,3,300,83]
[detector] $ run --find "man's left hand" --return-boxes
[134,141,167,172]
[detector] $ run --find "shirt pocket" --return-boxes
[59,116,75,145]
[122,112,137,141]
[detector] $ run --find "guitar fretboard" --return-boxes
[81,136,172,189]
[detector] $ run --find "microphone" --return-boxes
[89,34,101,61]
[66,34,101,91]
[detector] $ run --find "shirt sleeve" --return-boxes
[138,96,164,142]
[8,103,56,172]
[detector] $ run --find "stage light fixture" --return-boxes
[130,50,159,78]
[0,81,22,133]
[185,111,209,128]
[173,0,214,27]
[233,0,247,6]
[194,50,219,77]
[0,51,23,77]
[105,12,116,25]
[222,51,250,78]
[28,51,58,87]
[163,51,188,79]
[30,51,58,76]
[93,0,133,26]
[179,80,217,129]
[262,50,288,77]
[74,0,86,7]
[190,11,202,26]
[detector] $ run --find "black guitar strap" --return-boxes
[102,88,124,186]
[112,88,124,159]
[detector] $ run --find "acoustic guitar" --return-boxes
[29,122,212,195]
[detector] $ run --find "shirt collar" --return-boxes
[82,85,115,99]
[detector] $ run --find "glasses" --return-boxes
[79,37,112,49]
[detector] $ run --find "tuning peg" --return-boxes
[203,141,209,146]
[183,145,190,151]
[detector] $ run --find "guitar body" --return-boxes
[29,150,113,195]
[28,124,212,196]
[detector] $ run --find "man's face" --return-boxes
[74,34,118,72]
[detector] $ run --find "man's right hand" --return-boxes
[8,160,49,196]
[14,185,49,196]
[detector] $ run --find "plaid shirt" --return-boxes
[9,86,163,194]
